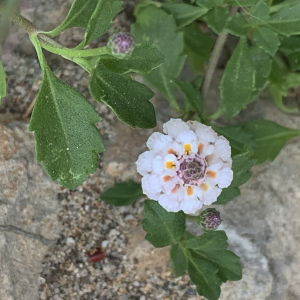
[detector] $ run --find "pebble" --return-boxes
[66,237,75,246]
[101,240,109,248]
[133,281,140,287]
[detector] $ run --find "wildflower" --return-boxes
[198,208,222,231]
[107,32,135,59]
[136,119,233,214]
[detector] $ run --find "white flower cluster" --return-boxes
[136,119,233,214]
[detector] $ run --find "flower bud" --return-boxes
[198,208,222,231]
[108,32,135,59]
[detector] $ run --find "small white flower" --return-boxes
[136,118,233,214]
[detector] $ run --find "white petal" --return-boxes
[163,118,190,138]
[165,141,184,157]
[141,174,163,200]
[195,124,218,144]
[176,130,197,144]
[158,194,181,212]
[147,132,172,154]
[213,136,231,162]
[216,167,233,188]
[152,155,164,174]
[146,132,162,150]
[201,144,215,157]
[180,198,203,214]
[193,186,203,199]
[161,174,180,191]
[202,186,222,205]
[136,151,156,176]
[153,134,173,154]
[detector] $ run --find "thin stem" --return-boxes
[202,7,239,102]
[39,35,111,58]
[208,106,224,120]
[185,215,198,221]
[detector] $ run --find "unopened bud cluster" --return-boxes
[198,208,222,231]
[108,32,135,59]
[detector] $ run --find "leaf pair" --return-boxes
[142,200,241,300]
[46,0,123,48]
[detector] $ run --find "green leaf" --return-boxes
[202,6,228,34]
[183,231,242,299]
[242,119,300,164]
[182,22,214,74]
[224,0,258,5]
[174,79,204,113]
[162,3,208,28]
[185,230,228,250]
[188,256,222,300]
[170,243,187,277]
[81,0,123,46]
[253,27,280,56]
[285,52,300,72]
[266,3,300,36]
[268,61,300,113]
[220,39,255,118]
[99,43,165,75]
[215,151,256,204]
[29,66,105,189]
[280,35,300,54]
[196,0,223,9]
[248,47,272,100]
[0,61,6,103]
[46,0,99,37]
[250,0,270,24]
[89,65,156,129]
[142,200,185,248]
[225,13,248,37]
[101,180,143,206]
[187,231,242,282]
[220,40,272,119]
[132,6,186,111]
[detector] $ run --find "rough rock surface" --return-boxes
[0,122,61,300]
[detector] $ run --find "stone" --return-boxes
[0,122,61,300]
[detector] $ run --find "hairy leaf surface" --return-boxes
[132,6,186,110]
[162,3,208,28]
[29,66,105,189]
[89,65,156,129]
[142,200,185,248]
[242,119,300,164]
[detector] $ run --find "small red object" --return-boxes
[87,247,105,263]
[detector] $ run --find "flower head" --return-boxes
[108,32,135,59]
[199,208,222,231]
[136,119,233,214]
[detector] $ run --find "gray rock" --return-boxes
[0,122,61,300]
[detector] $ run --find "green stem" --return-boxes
[30,34,46,73]
[39,34,111,58]
[185,215,198,221]
[208,106,224,120]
